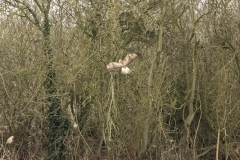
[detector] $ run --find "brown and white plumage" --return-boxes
[106,52,140,74]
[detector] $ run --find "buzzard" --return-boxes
[106,52,140,74]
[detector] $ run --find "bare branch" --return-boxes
[4,0,42,31]
[33,0,44,13]
[46,0,52,14]
[22,12,42,31]
[0,72,11,99]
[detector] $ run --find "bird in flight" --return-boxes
[106,52,140,74]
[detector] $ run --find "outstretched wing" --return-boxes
[106,62,123,71]
[122,52,140,66]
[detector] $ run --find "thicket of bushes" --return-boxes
[1,0,240,159]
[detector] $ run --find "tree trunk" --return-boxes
[41,2,70,160]
[139,1,167,157]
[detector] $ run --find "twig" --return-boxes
[216,128,220,160]
[197,145,216,158]
[0,72,11,99]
